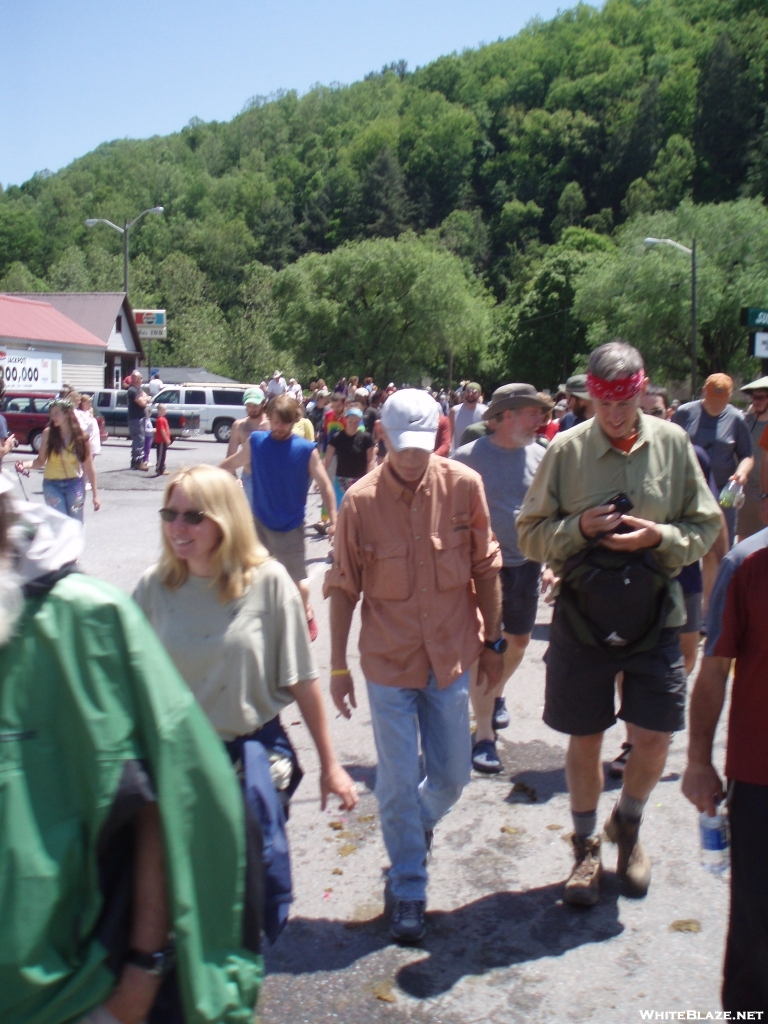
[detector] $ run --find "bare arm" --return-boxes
[103,803,169,1024]
[82,448,100,511]
[226,419,245,457]
[732,455,753,487]
[219,443,251,475]
[682,656,730,816]
[309,449,337,529]
[323,444,334,471]
[290,678,358,809]
[365,445,375,474]
[474,573,504,694]
[328,589,358,718]
[18,427,50,471]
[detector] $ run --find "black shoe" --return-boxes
[492,696,510,730]
[390,900,426,944]
[472,738,502,774]
[608,742,632,779]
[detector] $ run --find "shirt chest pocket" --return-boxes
[431,530,472,592]
[362,542,411,600]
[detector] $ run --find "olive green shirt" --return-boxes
[517,413,722,627]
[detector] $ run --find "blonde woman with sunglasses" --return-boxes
[133,465,357,818]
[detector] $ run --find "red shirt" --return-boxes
[536,420,559,442]
[707,531,768,784]
[154,416,170,445]
[433,414,451,457]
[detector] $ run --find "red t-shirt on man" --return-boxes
[705,528,768,785]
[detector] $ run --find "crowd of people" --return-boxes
[2,343,768,1022]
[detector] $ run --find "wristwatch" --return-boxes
[484,636,508,655]
[125,945,176,977]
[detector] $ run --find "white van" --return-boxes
[151,384,251,442]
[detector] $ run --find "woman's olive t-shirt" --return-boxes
[133,558,317,740]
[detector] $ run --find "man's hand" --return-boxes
[92,496,101,512]
[579,503,622,538]
[599,514,662,551]
[730,470,749,488]
[540,567,557,597]
[327,520,336,540]
[682,761,725,817]
[320,763,358,811]
[330,670,357,719]
[476,647,504,696]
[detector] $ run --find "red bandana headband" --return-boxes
[586,369,645,401]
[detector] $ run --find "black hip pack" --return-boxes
[558,542,672,658]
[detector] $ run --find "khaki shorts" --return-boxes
[254,516,307,583]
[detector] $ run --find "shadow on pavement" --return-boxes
[266,882,623,998]
[343,763,377,791]
[530,622,551,643]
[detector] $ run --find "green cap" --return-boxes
[243,387,265,405]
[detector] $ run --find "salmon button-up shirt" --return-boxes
[323,456,502,689]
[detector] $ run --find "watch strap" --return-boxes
[125,945,176,977]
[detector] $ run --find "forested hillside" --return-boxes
[2,0,768,387]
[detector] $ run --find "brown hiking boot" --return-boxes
[604,806,651,896]
[564,834,603,907]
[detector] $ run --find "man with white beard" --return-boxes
[0,478,263,1024]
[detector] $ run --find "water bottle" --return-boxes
[719,480,745,509]
[699,808,730,874]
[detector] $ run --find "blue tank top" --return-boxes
[249,431,315,531]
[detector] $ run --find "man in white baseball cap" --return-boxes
[324,388,502,943]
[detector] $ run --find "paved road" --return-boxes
[5,438,731,1023]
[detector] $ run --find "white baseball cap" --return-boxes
[380,389,439,451]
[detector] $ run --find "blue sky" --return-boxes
[2,0,573,189]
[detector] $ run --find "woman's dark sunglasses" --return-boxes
[159,508,207,525]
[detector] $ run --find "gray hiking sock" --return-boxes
[618,790,647,824]
[572,809,597,838]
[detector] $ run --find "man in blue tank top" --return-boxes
[221,394,337,640]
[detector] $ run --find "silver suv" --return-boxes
[151,385,251,443]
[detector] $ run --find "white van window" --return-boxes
[185,390,206,404]
[155,390,180,404]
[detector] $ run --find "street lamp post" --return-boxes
[85,207,164,295]
[644,236,698,398]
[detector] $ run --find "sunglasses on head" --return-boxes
[159,508,207,525]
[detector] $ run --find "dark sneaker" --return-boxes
[564,834,603,907]
[604,806,651,896]
[492,696,510,730]
[390,900,426,944]
[472,738,502,774]
[609,742,632,779]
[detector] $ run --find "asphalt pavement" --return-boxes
[4,435,732,1024]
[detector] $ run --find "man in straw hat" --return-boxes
[736,375,768,539]
[453,384,551,774]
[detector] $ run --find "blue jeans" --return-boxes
[43,476,85,522]
[128,418,144,464]
[366,669,471,902]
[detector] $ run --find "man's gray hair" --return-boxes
[588,340,644,381]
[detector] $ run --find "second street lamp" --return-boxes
[85,207,164,295]
[644,236,698,398]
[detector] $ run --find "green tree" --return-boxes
[0,261,48,292]
[572,200,768,384]
[0,205,43,277]
[495,228,614,389]
[271,234,493,384]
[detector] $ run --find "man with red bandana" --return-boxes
[518,340,721,907]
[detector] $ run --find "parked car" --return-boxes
[92,389,200,440]
[151,385,251,442]
[0,391,107,453]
